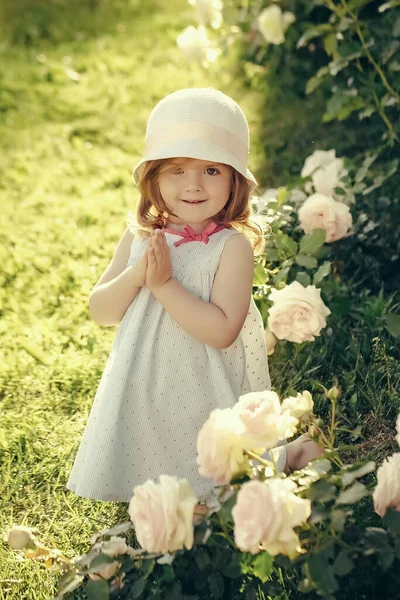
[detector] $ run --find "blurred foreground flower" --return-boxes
[188,0,223,29]
[268,281,331,343]
[232,478,311,557]
[177,26,219,66]
[373,454,400,517]
[298,193,352,242]
[257,4,296,45]
[129,475,198,553]
[264,328,278,355]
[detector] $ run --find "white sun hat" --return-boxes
[132,87,258,192]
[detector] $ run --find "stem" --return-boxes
[330,398,336,449]
[244,449,273,467]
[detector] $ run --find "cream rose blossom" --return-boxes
[301,149,348,198]
[233,478,311,557]
[257,4,296,45]
[128,475,198,553]
[177,26,219,66]
[281,391,314,420]
[188,0,223,29]
[264,328,278,355]
[233,391,298,449]
[197,408,251,485]
[268,281,331,343]
[373,454,400,517]
[298,193,352,243]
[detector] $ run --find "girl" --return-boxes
[67,88,322,504]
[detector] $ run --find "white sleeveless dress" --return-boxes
[67,226,284,502]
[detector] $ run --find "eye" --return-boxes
[205,167,220,175]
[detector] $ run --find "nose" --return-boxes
[184,170,203,192]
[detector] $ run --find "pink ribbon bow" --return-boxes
[166,222,226,247]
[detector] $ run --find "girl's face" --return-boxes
[157,157,232,229]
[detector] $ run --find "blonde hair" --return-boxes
[127,159,265,255]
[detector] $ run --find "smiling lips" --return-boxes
[181,199,207,204]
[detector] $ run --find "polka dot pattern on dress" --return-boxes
[67,228,271,502]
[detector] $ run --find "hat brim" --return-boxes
[132,139,258,192]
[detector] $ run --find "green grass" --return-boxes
[0,1,267,597]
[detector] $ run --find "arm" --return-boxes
[89,228,147,327]
[148,232,254,349]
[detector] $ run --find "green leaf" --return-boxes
[275,233,298,257]
[324,33,337,56]
[313,261,331,286]
[299,229,326,255]
[337,482,368,505]
[379,0,400,13]
[130,577,147,599]
[194,549,210,571]
[161,565,176,583]
[221,554,242,578]
[253,263,268,285]
[306,75,325,95]
[333,550,355,576]
[277,187,289,207]
[86,579,110,600]
[342,461,375,487]
[385,313,400,337]
[296,271,311,287]
[296,24,333,48]
[101,521,132,537]
[308,554,338,594]
[273,265,291,284]
[331,509,347,532]
[219,491,237,525]
[252,552,273,583]
[295,254,318,269]
[208,572,224,599]
[166,581,183,600]
[383,507,400,534]
[308,479,337,503]
[265,248,279,262]
[142,558,155,578]
[87,553,115,573]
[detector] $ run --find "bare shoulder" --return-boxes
[93,227,135,289]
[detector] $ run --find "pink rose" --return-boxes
[373,454,400,517]
[232,478,311,557]
[197,408,251,485]
[128,475,198,553]
[298,193,352,243]
[268,281,331,343]
[232,480,274,554]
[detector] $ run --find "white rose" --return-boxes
[128,475,198,554]
[188,0,223,29]
[197,408,251,485]
[177,26,219,66]
[233,478,311,558]
[264,328,278,355]
[396,413,400,446]
[298,193,352,242]
[373,454,400,518]
[233,391,298,449]
[100,536,128,557]
[268,281,331,343]
[6,525,36,550]
[281,391,314,420]
[312,158,348,197]
[257,4,296,45]
[301,150,337,178]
